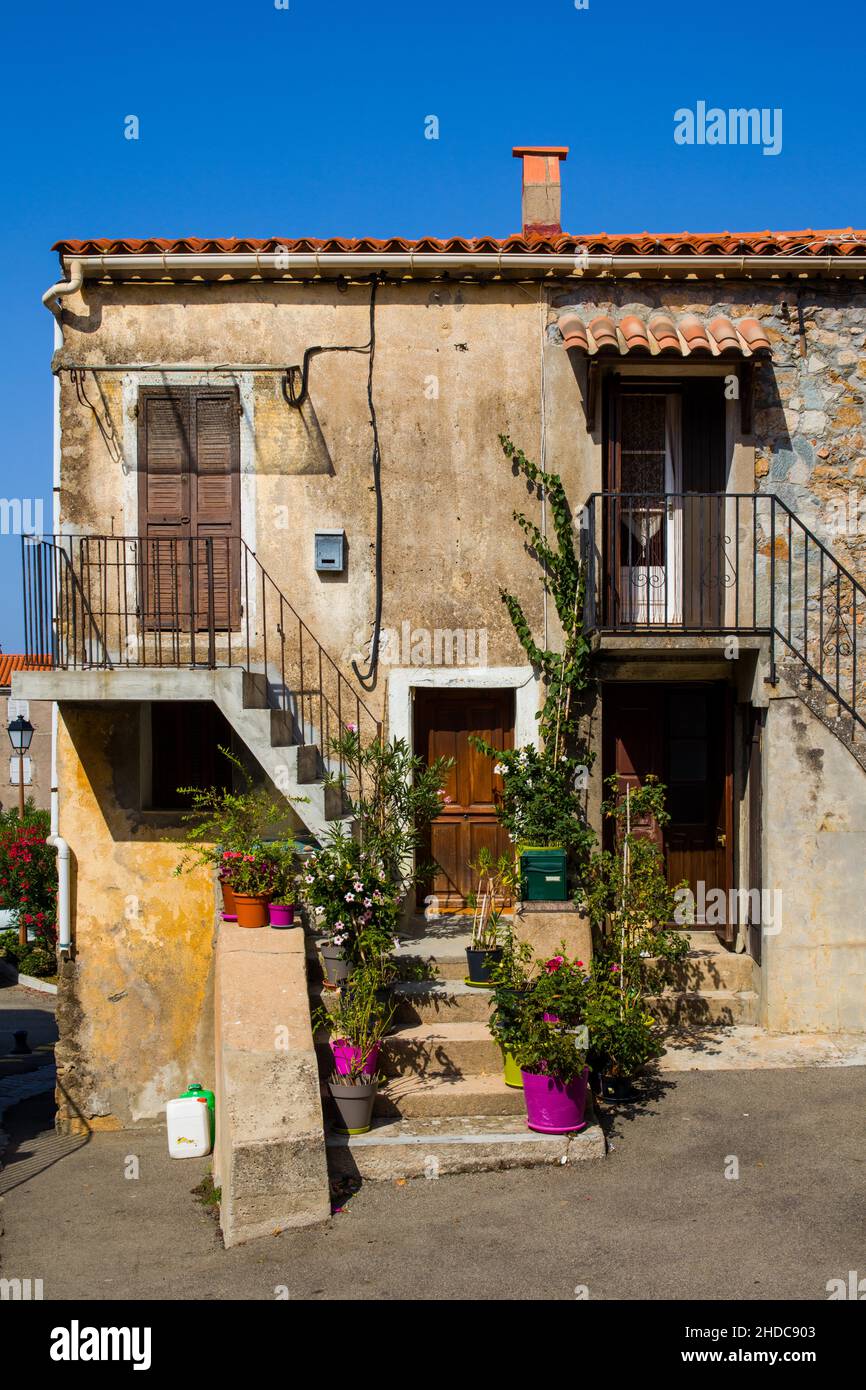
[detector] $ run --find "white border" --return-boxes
[387,665,541,748]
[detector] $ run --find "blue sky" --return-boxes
[2,0,864,649]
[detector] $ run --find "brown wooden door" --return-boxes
[414,688,514,910]
[604,682,731,925]
[138,386,241,630]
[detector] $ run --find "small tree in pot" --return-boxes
[465,848,516,985]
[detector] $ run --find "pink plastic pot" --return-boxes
[268,902,295,927]
[521,1066,589,1134]
[331,1039,381,1079]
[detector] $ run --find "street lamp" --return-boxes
[8,715,34,821]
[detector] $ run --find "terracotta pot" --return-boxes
[220,881,237,922]
[232,893,271,929]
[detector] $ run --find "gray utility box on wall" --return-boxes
[314,530,346,573]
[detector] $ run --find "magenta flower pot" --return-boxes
[268,902,295,927]
[521,1066,589,1134]
[331,1039,381,1079]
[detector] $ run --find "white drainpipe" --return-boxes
[49,700,71,956]
[46,310,72,955]
[42,258,84,319]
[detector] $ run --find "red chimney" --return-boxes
[512,146,569,238]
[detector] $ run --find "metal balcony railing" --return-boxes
[582,492,865,733]
[21,533,381,780]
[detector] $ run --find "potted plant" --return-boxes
[327,1061,381,1136]
[489,927,535,1087]
[584,965,663,1100]
[221,850,280,928]
[314,966,395,1080]
[297,730,452,987]
[465,849,515,985]
[508,951,592,1133]
[266,842,298,928]
[175,746,302,919]
[578,775,690,1099]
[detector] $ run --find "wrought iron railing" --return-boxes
[582,492,865,733]
[21,533,382,782]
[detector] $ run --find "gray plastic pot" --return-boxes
[328,1078,378,1135]
[320,941,353,987]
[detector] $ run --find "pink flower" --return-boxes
[545,956,564,973]
[346,722,358,733]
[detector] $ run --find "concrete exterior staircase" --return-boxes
[645,934,760,1029]
[211,669,351,845]
[310,916,607,1181]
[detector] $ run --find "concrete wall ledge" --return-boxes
[214,920,330,1246]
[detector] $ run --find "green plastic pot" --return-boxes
[502,1050,523,1089]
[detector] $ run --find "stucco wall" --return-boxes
[761,693,866,1033]
[54,705,217,1132]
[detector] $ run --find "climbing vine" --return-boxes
[497,433,593,757]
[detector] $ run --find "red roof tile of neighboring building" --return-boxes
[0,654,52,689]
[51,230,866,259]
[558,309,772,357]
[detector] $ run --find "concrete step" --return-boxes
[381,1022,501,1077]
[648,947,757,994]
[649,989,760,1027]
[391,980,494,1025]
[325,1113,606,1180]
[375,1071,524,1118]
[395,956,466,980]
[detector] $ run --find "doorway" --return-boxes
[603,682,733,926]
[604,378,728,629]
[413,687,514,910]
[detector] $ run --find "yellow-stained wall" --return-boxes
[54,705,217,1132]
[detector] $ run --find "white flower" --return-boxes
[353,881,364,892]
[345,892,355,902]
[493,763,505,777]
[363,898,372,907]
[304,875,314,883]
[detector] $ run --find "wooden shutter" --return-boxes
[138,389,192,629]
[190,389,241,630]
[138,386,240,632]
[681,379,726,627]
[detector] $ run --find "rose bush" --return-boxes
[0,805,57,950]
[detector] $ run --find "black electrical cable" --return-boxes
[351,278,383,691]
[280,277,383,690]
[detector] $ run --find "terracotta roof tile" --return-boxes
[0,654,52,689]
[51,229,866,259]
[558,310,772,358]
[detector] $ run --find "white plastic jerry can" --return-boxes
[166,1095,212,1159]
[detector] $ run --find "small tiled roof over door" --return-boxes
[557,310,772,357]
